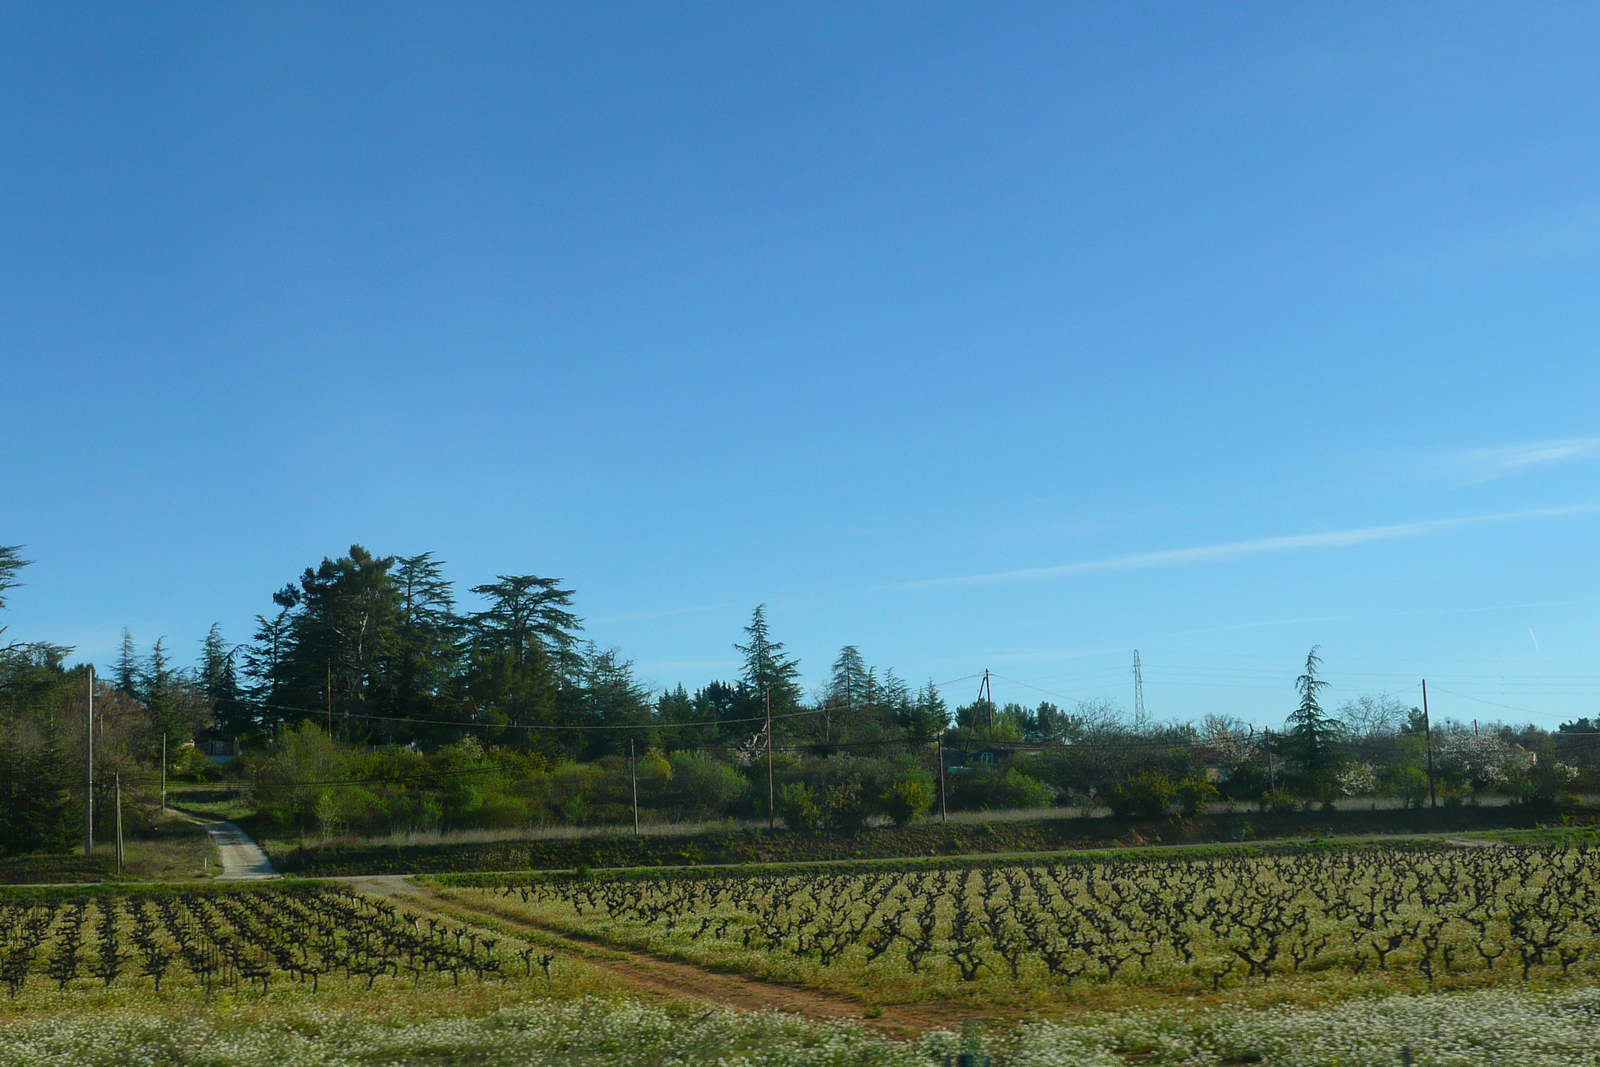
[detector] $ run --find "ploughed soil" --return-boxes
[267,804,1597,877]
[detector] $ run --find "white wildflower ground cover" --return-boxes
[0,998,917,1067]
[1,988,1598,1066]
[992,986,1600,1066]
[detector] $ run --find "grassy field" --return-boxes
[0,808,218,885]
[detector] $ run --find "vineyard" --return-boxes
[0,884,542,998]
[449,845,1600,1006]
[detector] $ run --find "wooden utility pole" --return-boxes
[1422,679,1437,810]
[981,670,994,733]
[326,660,333,737]
[630,738,640,836]
[114,773,125,873]
[1265,729,1276,794]
[161,734,167,812]
[84,665,94,855]
[765,688,775,830]
[937,729,947,823]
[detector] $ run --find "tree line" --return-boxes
[2,543,1597,850]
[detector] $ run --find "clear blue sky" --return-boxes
[4,3,1598,728]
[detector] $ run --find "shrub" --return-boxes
[821,778,872,833]
[878,778,934,827]
[777,781,823,834]
[1262,787,1302,813]
[1174,774,1219,817]
[666,753,750,820]
[1104,771,1175,818]
[949,766,1054,811]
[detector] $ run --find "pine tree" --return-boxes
[271,546,405,735]
[468,575,582,675]
[240,609,293,729]
[114,629,139,694]
[141,637,191,743]
[899,680,948,742]
[463,574,581,749]
[1287,646,1343,786]
[0,545,28,618]
[387,553,462,728]
[822,646,870,744]
[199,623,250,736]
[734,605,800,710]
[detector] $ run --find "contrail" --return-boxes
[898,503,1600,590]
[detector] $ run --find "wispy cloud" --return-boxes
[1423,438,1600,485]
[898,504,1600,590]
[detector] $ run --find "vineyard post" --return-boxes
[1422,679,1437,810]
[765,688,775,830]
[630,738,640,836]
[115,772,125,872]
[84,664,94,855]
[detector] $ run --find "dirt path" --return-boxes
[203,820,279,880]
[347,875,956,1039]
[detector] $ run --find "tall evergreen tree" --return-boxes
[463,575,581,750]
[386,553,462,729]
[826,646,869,708]
[1287,646,1342,784]
[900,680,949,742]
[0,715,73,854]
[240,609,293,729]
[199,623,250,737]
[468,575,582,675]
[0,545,28,620]
[272,546,405,735]
[114,628,139,694]
[821,645,870,744]
[734,605,801,711]
[573,644,653,756]
[140,638,190,744]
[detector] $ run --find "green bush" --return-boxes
[1262,787,1303,813]
[949,765,1054,811]
[821,778,872,833]
[1174,774,1219,817]
[1104,771,1175,818]
[878,778,934,827]
[777,781,823,834]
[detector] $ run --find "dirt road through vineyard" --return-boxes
[348,875,955,1039]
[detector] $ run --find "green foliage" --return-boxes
[1174,773,1219,817]
[950,765,1054,811]
[661,752,749,820]
[0,716,75,853]
[0,546,28,618]
[777,781,823,834]
[1262,787,1303,813]
[1286,646,1343,785]
[734,605,801,713]
[878,777,934,827]
[1104,771,1176,818]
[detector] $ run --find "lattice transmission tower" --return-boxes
[1132,650,1147,731]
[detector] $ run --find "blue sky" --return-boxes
[3,3,1599,728]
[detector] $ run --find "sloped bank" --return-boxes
[264,803,1594,876]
